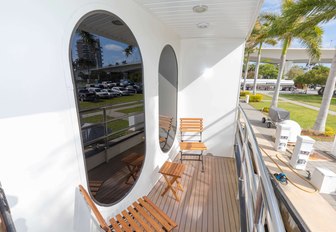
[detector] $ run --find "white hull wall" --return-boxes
[179,38,245,157]
[0,0,179,231]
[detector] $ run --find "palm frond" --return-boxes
[77,30,96,45]
[284,0,336,25]
[297,25,323,60]
[264,38,277,46]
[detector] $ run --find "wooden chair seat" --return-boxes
[179,142,207,151]
[79,185,177,232]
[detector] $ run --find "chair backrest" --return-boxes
[159,115,173,131]
[78,185,111,232]
[179,118,204,141]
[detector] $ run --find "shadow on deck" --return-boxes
[148,156,240,232]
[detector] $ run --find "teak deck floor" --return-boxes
[148,156,240,232]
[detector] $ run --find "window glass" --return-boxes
[70,12,145,205]
[158,45,178,152]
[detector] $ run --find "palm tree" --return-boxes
[124,45,134,58]
[251,18,277,95]
[267,0,323,108]
[242,45,255,91]
[284,0,336,133]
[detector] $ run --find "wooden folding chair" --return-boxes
[78,185,177,232]
[159,115,173,150]
[179,118,207,172]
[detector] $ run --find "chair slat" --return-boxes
[127,206,153,232]
[109,218,123,232]
[143,196,177,228]
[116,214,132,232]
[180,142,207,150]
[133,202,164,232]
[121,210,143,232]
[138,198,173,231]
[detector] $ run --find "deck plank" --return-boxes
[148,156,239,232]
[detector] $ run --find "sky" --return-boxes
[261,0,336,48]
[71,33,141,67]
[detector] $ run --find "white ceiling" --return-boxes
[78,13,138,45]
[133,0,263,39]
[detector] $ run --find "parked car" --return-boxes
[112,87,131,96]
[78,89,97,102]
[101,89,120,98]
[133,84,143,93]
[119,79,134,87]
[125,85,137,94]
[87,87,110,99]
[102,81,117,88]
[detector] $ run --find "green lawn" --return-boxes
[82,115,130,139]
[259,94,273,101]
[249,101,336,130]
[79,94,144,110]
[279,94,336,112]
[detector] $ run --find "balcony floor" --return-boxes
[147,156,240,232]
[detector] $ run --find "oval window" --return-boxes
[158,45,178,152]
[70,12,145,205]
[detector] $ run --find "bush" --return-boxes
[249,94,263,102]
[262,107,270,113]
[240,91,250,97]
[325,127,336,136]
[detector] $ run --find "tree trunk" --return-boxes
[253,43,262,95]
[243,53,250,91]
[313,50,336,132]
[271,38,290,108]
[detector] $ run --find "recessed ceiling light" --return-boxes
[193,5,208,13]
[197,22,209,29]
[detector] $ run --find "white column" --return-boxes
[332,135,336,156]
[283,60,293,79]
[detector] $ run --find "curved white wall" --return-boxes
[0,0,179,231]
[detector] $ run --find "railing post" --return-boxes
[0,182,16,232]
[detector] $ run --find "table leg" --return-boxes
[125,164,137,184]
[161,175,180,201]
[176,179,184,192]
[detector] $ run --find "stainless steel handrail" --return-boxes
[79,101,145,149]
[235,105,285,232]
[0,182,16,232]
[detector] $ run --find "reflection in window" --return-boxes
[158,45,178,152]
[70,12,145,205]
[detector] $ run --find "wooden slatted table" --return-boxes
[121,153,144,184]
[159,161,186,202]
